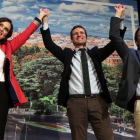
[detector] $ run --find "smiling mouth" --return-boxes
[77,38,84,40]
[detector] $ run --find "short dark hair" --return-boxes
[70,25,87,40]
[134,27,140,45]
[0,17,13,44]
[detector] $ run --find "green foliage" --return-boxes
[12,45,63,112]
[16,56,63,100]
[59,106,67,111]
[102,62,123,101]
[12,55,21,74]
[13,45,41,62]
[40,48,50,53]
[12,45,134,122]
[102,62,134,123]
[109,102,134,123]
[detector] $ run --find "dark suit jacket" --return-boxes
[40,26,126,107]
[110,17,139,113]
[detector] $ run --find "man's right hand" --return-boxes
[42,9,50,25]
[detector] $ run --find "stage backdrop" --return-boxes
[0,0,139,139]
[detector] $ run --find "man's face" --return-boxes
[71,27,87,47]
[136,30,140,49]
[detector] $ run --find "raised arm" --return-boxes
[98,27,126,62]
[40,9,65,63]
[98,4,127,62]
[9,9,47,53]
[109,4,129,61]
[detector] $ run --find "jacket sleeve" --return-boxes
[9,18,41,53]
[109,17,129,61]
[98,21,127,62]
[40,27,65,63]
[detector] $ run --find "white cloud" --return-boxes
[58,3,109,15]
[10,14,25,20]
[17,0,36,3]
[89,23,108,32]
[1,5,30,13]
[64,0,110,3]
[36,2,52,9]
[31,5,39,9]
[100,23,105,27]
[2,6,18,12]
[0,11,11,18]
[2,0,16,7]
[121,7,138,22]
[97,0,110,2]
[124,8,131,17]
[26,16,34,21]
[4,0,17,1]
[66,17,72,21]
[134,11,138,20]
[2,0,37,7]
[62,24,73,29]
[56,21,61,25]
[48,19,57,24]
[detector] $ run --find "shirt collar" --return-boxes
[75,47,87,53]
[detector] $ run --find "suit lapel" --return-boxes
[64,49,75,78]
[67,50,75,64]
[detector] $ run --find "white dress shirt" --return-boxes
[0,48,6,82]
[136,79,140,96]
[68,48,102,95]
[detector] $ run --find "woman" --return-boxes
[0,9,47,139]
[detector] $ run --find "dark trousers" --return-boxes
[67,96,114,140]
[0,82,9,140]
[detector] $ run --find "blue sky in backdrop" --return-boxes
[0,0,139,40]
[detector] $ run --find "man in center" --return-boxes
[40,7,125,140]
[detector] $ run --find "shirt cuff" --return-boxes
[114,16,124,30]
[120,23,124,30]
[43,23,49,30]
[115,16,120,18]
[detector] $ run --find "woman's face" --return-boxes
[0,21,11,40]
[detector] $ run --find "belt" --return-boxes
[136,96,140,100]
[69,94,100,99]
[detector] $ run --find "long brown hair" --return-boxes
[0,17,13,44]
